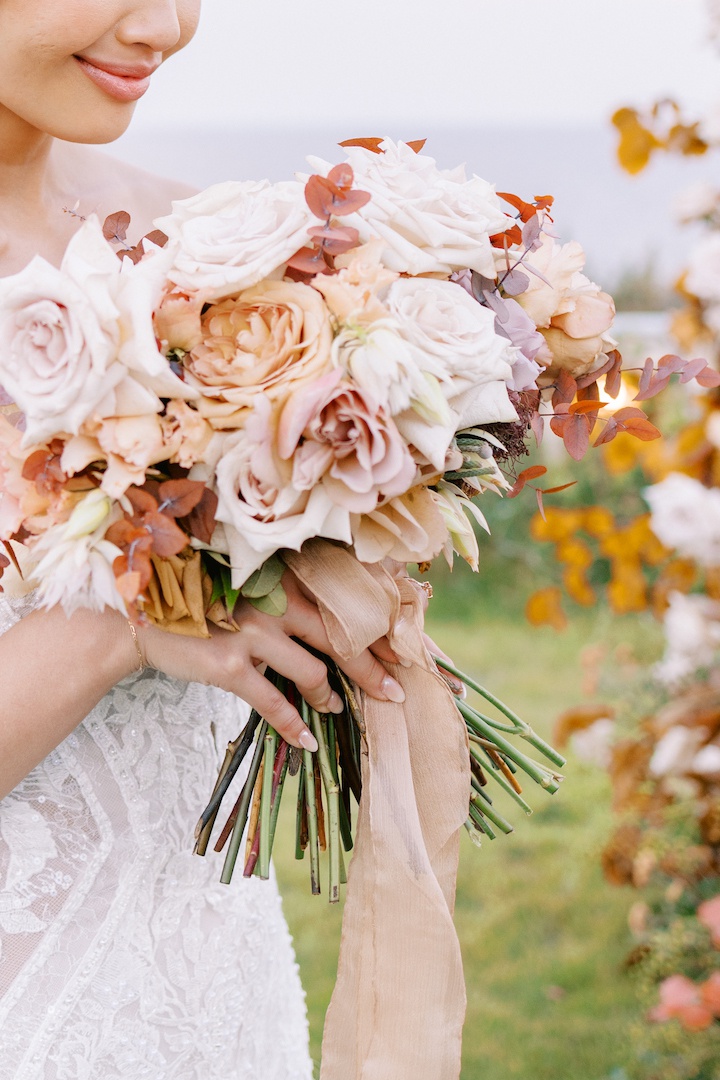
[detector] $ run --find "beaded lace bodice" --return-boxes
[0,592,313,1080]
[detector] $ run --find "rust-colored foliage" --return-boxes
[286,163,371,280]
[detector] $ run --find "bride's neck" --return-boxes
[0,107,63,207]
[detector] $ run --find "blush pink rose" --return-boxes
[278,370,417,514]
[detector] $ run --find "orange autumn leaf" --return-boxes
[612,107,663,175]
[526,587,568,630]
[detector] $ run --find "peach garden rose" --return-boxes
[183,280,333,428]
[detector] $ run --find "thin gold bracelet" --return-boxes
[127,620,145,674]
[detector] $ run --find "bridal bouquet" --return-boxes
[1,137,713,1079]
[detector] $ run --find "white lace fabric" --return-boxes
[0,593,313,1080]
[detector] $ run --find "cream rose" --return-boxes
[306,140,514,278]
[185,280,333,428]
[0,223,125,445]
[155,180,315,301]
[0,219,194,446]
[385,278,518,467]
[508,235,616,380]
[214,397,351,588]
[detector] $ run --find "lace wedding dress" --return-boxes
[0,592,314,1080]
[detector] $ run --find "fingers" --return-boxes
[340,649,405,703]
[260,634,344,717]
[232,664,319,752]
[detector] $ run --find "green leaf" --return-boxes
[245,583,288,618]
[221,567,241,613]
[241,554,286,600]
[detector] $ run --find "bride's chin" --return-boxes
[44,103,138,146]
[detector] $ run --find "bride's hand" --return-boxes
[136,570,405,752]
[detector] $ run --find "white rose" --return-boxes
[645,472,720,565]
[306,140,513,278]
[155,180,315,301]
[686,233,720,305]
[214,398,351,587]
[0,222,125,444]
[0,219,193,445]
[385,278,517,468]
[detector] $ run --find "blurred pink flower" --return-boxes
[649,974,714,1031]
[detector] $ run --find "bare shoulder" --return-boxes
[59,143,199,236]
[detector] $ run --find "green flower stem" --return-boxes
[267,742,289,867]
[434,656,566,768]
[457,699,562,793]
[327,715,354,852]
[303,742,321,896]
[295,758,307,861]
[195,740,234,857]
[464,818,484,848]
[259,728,278,880]
[468,743,534,815]
[310,709,341,904]
[220,720,267,885]
[470,790,514,835]
[194,711,260,848]
[468,800,497,839]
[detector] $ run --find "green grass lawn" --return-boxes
[273,607,664,1079]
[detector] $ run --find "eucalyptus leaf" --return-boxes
[241,554,286,599]
[246,583,288,618]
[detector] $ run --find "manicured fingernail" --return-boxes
[299,729,319,752]
[328,691,344,714]
[381,676,405,703]
[398,657,412,668]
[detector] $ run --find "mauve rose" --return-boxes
[185,280,333,428]
[214,397,351,588]
[277,370,417,514]
[306,140,514,278]
[155,180,315,301]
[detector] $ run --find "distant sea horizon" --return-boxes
[111,124,714,288]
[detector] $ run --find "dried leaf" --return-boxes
[157,478,206,518]
[143,229,168,249]
[490,224,522,248]
[339,137,385,154]
[142,510,188,558]
[558,413,590,460]
[327,163,354,193]
[406,139,427,153]
[497,191,537,223]
[182,487,218,546]
[552,370,578,408]
[102,210,131,244]
[126,486,158,515]
[679,357,711,383]
[695,366,720,388]
[569,399,607,415]
[502,268,530,296]
[307,224,360,255]
[286,246,331,275]
[530,411,545,447]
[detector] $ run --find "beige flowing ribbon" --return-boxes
[284,540,470,1080]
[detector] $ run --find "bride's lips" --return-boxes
[74,56,158,103]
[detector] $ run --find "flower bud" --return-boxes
[64,489,112,540]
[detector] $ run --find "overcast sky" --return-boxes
[133,0,719,130]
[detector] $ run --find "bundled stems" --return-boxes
[196,651,565,893]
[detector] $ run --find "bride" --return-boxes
[0,2,406,1076]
